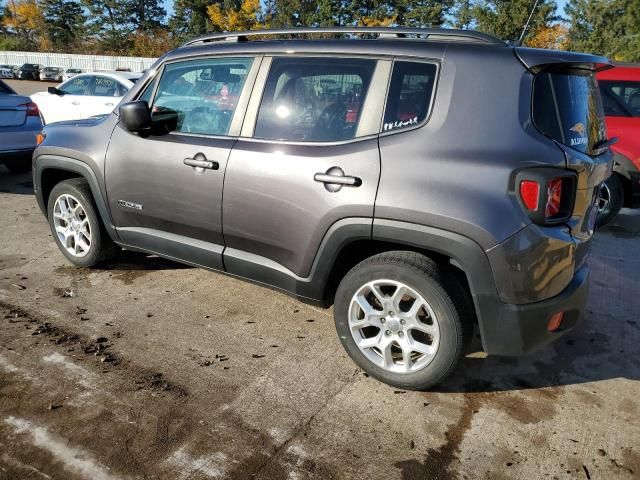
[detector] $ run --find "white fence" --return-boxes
[0,51,157,72]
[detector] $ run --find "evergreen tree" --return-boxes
[170,0,219,37]
[42,0,86,49]
[565,0,639,62]
[395,0,454,28]
[81,0,131,53]
[125,0,166,32]
[472,0,557,43]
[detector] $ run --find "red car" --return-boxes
[596,64,640,225]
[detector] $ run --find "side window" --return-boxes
[91,76,120,97]
[254,57,376,142]
[116,82,129,96]
[150,57,253,136]
[599,80,640,117]
[138,75,159,105]
[383,61,437,133]
[60,76,92,95]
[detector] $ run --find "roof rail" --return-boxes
[182,27,506,48]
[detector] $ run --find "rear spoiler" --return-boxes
[514,47,613,74]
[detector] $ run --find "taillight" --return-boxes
[21,102,40,117]
[519,180,540,211]
[516,169,576,225]
[545,178,562,218]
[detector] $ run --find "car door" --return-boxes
[56,75,95,122]
[222,56,389,286]
[105,56,260,270]
[80,75,127,117]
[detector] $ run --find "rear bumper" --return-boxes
[478,266,589,356]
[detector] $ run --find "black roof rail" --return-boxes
[182,27,506,48]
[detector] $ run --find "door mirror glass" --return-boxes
[120,101,152,133]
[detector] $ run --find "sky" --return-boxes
[161,0,572,22]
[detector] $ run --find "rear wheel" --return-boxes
[334,251,473,390]
[47,178,116,267]
[597,174,624,227]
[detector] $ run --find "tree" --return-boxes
[527,23,568,50]
[208,0,263,31]
[125,0,166,32]
[170,0,218,37]
[42,0,86,50]
[81,0,131,53]
[2,0,45,47]
[395,0,455,28]
[472,0,558,43]
[452,0,475,29]
[129,28,173,56]
[565,0,639,62]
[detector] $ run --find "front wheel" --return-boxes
[334,251,473,390]
[47,178,115,267]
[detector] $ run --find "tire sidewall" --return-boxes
[334,262,462,389]
[48,181,103,267]
[597,174,623,227]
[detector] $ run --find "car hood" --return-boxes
[44,115,109,130]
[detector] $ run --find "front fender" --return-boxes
[33,155,120,243]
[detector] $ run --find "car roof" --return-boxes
[597,64,640,81]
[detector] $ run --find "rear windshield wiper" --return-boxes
[592,137,618,155]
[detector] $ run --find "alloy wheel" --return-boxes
[349,279,440,374]
[52,194,92,258]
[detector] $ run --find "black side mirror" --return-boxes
[48,86,62,95]
[120,101,152,133]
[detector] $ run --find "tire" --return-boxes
[597,174,624,227]
[334,251,473,390]
[4,161,31,174]
[47,178,116,267]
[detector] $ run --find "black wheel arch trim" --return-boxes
[33,155,120,243]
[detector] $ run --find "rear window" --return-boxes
[599,80,640,117]
[533,70,607,156]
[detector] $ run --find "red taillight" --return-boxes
[519,180,540,211]
[545,178,563,218]
[547,311,564,332]
[21,102,40,117]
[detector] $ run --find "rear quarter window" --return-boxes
[383,61,437,133]
[533,70,607,156]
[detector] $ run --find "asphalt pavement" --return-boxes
[0,79,639,480]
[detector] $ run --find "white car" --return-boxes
[31,72,142,124]
[62,68,84,81]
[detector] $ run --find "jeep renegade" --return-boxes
[33,28,613,390]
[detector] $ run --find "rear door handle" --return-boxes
[71,101,80,106]
[314,166,362,192]
[184,153,219,170]
[104,102,114,107]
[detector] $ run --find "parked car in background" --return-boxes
[0,64,16,79]
[30,71,142,124]
[0,79,43,173]
[40,66,64,82]
[596,63,640,225]
[62,68,84,81]
[32,27,612,390]
[17,63,41,80]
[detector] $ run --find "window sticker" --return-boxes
[383,116,419,132]
[569,122,587,147]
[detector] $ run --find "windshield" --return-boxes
[599,80,640,117]
[67,69,81,73]
[533,69,607,156]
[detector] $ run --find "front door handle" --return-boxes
[184,153,219,171]
[104,102,114,107]
[314,166,361,192]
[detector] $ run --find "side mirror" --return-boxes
[119,101,151,133]
[48,86,62,95]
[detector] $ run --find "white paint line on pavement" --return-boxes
[165,446,227,479]
[1,453,52,479]
[42,352,95,390]
[4,416,121,480]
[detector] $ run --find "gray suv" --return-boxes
[33,28,613,390]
